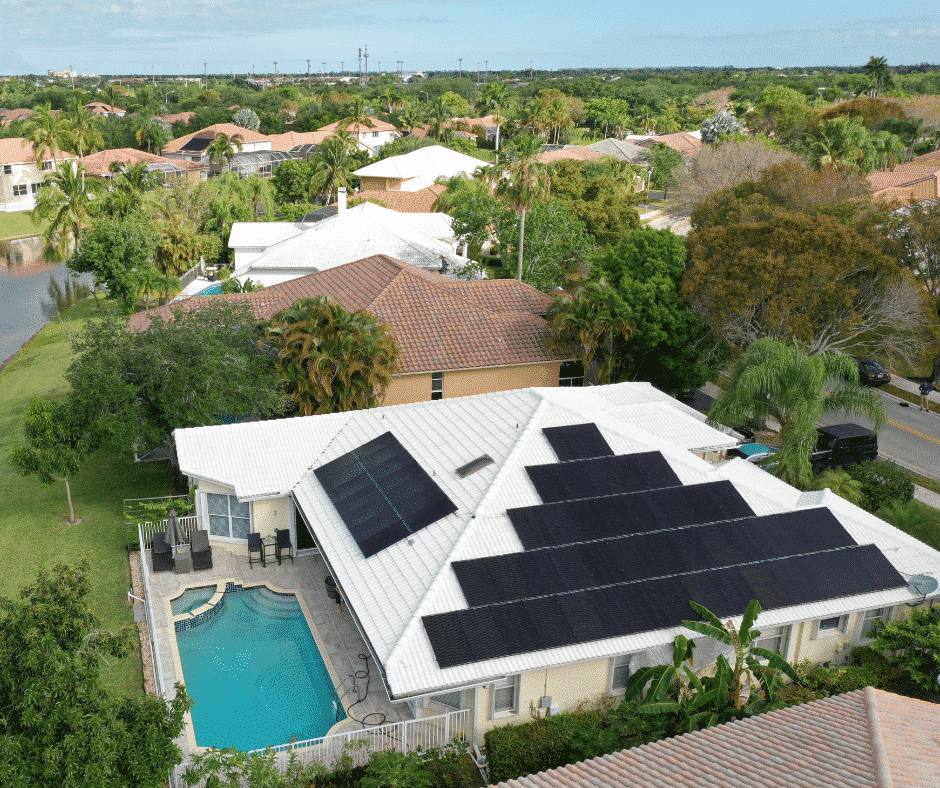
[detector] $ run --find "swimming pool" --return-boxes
[174,583,346,751]
[195,283,222,296]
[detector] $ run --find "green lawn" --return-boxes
[0,298,175,696]
[0,210,48,241]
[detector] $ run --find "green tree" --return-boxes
[644,142,684,199]
[66,93,104,165]
[809,468,867,507]
[270,158,317,204]
[869,606,940,692]
[31,161,102,258]
[20,102,73,166]
[240,174,276,220]
[360,750,435,788]
[434,174,509,260]
[427,95,454,141]
[309,135,358,204]
[478,80,511,150]
[8,397,97,524]
[339,94,373,132]
[493,134,551,283]
[397,103,426,135]
[267,296,400,415]
[205,131,244,174]
[0,561,191,786]
[708,339,886,488]
[863,56,892,97]
[133,114,170,154]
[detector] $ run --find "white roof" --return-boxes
[174,384,940,700]
[231,203,464,284]
[354,145,490,192]
[228,222,310,249]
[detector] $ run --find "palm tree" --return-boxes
[308,136,357,204]
[266,295,400,415]
[205,132,243,174]
[66,94,104,164]
[863,56,891,97]
[869,130,907,171]
[479,81,510,151]
[494,134,551,283]
[133,114,170,154]
[545,283,633,385]
[809,468,866,506]
[708,339,887,489]
[103,84,122,114]
[31,162,100,258]
[808,116,870,169]
[339,95,373,135]
[397,104,425,135]
[240,175,276,220]
[21,103,74,167]
[98,161,159,218]
[426,96,454,141]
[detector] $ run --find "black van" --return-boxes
[811,423,878,474]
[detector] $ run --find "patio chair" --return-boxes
[152,531,173,573]
[190,529,213,571]
[248,532,264,568]
[275,528,293,565]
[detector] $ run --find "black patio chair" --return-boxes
[152,531,173,573]
[275,528,293,565]
[190,529,213,571]
[248,532,264,568]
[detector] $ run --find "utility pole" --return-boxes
[69,65,75,90]
[322,62,326,78]
[307,59,311,90]
[364,45,369,80]
[203,62,207,89]
[358,48,362,83]
[341,61,344,75]
[484,60,488,84]
[477,62,480,85]
[152,65,155,86]
[177,64,180,81]
[458,58,463,78]
[274,61,278,87]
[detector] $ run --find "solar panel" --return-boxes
[314,431,458,558]
[454,508,856,607]
[509,480,753,549]
[542,423,614,461]
[426,544,906,668]
[180,136,212,152]
[526,451,681,503]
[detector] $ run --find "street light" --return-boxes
[164,90,177,105]
[420,91,429,102]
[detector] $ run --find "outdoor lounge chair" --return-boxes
[152,531,173,573]
[275,528,293,565]
[248,532,264,568]
[190,529,213,570]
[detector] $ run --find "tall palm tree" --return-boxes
[868,130,907,171]
[479,81,510,151]
[708,339,886,489]
[339,95,373,135]
[863,56,891,97]
[308,136,357,204]
[240,174,276,220]
[66,94,104,164]
[266,295,400,415]
[397,103,425,135]
[494,134,551,283]
[31,162,100,258]
[205,132,243,174]
[21,103,74,167]
[103,84,122,114]
[133,114,170,154]
[808,116,871,169]
[427,96,454,140]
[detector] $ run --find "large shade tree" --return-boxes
[708,338,886,488]
[267,296,400,415]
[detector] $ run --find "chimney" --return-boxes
[338,186,347,212]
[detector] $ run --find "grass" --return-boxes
[881,382,940,414]
[880,499,940,552]
[0,297,175,697]
[911,474,940,496]
[0,210,48,241]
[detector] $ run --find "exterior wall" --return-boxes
[0,160,48,211]
[251,496,290,540]
[359,175,404,191]
[381,364,562,407]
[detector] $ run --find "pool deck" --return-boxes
[144,542,409,758]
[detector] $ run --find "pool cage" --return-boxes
[229,150,298,178]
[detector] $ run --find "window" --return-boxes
[31,182,41,194]
[814,615,847,638]
[40,160,54,171]
[610,654,631,692]
[858,607,889,641]
[431,372,443,401]
[753,625,789,656]
[12,184,27,197]
[372,131,379,137]
[491,675,518,717]
[559,361,584,387]
[2,165,11,174]
[206,493,250,539]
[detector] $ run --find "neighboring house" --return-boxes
[83,102,126,117]
[0,138,77,212]
[494,686,940,788]
[312,117,399,155]
[0,108,35,127]
[160,123,273,170]
[635,131,703,156]
[345,183,448,213]
[869,151,940,203]
[536,145,604,164]
[405,115,497,142]
[159,111,197,126]
[227,201,469,286]
[267,130,331,153]
[586,138,650,164]
[354,145,490,192]
[171,382,939,745]
[227,221,312,268]
[128,253,573,404]
[82,147,208,184]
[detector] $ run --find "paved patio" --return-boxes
[142,542,409,757]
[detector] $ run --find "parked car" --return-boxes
[854,357,891,387]
[811,423,878,474]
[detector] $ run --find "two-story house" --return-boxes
[0,138,77,212]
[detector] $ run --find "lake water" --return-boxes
[0,236,88,367]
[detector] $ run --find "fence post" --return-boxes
[444,710,450,744]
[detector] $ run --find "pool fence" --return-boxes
[129,513,199,551]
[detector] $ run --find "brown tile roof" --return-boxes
[536,145,604,164]
[639,131,703,156]
[0,138,77,165]
[267,130,331,151]
[83,102,124,114]
[127,255,565,374]
[316,116,397,135]
[0,108,34,126]
[344,184,447,213]
[161,123,270,153]
[82,148,207,176]
[159,111,196,125]
[868,163,940,192]
[911,149,940,164]
[492,687,940,788]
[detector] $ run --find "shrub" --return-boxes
[845,459,914,512]
[420,742,478,788]
[484,712,597,784]
[232,107,261,131]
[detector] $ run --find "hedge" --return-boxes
[485,712,596,785]
[846,460,914,512]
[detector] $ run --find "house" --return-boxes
[171,382,939,745]
[635,131,703,156]
[0,138,77,212]
[128,253,574,404]
[404,115,498,143]
[311,117,399,155]
[493,686,940,788]
[159,111,197,127]
[82,148,208,184]
[353,145,490,192]
[0,108,35,127]
[536,145,604,164]
[586,138,650,164]
[227,200,469,286]
[344,183,448,213]
[160,123,273,171]
[83,102,126,118]
[869,151,940,203]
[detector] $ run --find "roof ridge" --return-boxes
[863,686,896,788]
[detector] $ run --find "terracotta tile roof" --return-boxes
[0,138,77,165]
[161,123,269,153]
[159,111,196,125]
[267,130,331,151]
[639,131,703,156]
[450,115,498,128]
[83,102,124,114]
[346,184,447,213]
[536,145,604,164]
[82,147,207,176]
[911,149,940,164]
[868,163,940,192]
[315,116,397,135]
[492,687,940,788]
[127,254,565,373]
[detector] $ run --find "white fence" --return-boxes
[135,515,199,550]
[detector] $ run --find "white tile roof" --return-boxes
[173,383,940,700]
[354,144,490,190]
[228,222,310,249]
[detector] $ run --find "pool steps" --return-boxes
[172,582,302,632]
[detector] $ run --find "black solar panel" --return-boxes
[426,544,906,668]
[454,508,856,607]
[314,431,458,558]
[180,136,212,152]
[526,451,681,503]
[509,480,753,549]
[542,423,614,461]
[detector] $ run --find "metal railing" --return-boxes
[132,515,199,551]
[178,258,205,289]
[137,523,168,699]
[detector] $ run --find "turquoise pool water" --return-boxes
[196,283,222,296]
[171,585,216,616]
[175,583,346,751]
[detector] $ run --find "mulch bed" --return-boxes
[128,551,157,695]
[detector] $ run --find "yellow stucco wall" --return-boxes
[382,365,562,407]
[197,480,235,495]
[251,497,290,540]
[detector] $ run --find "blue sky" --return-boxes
[2,0,939,76]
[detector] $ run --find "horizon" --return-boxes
[2,0,938,78]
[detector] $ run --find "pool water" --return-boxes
[175,584,346,751]
[196,283,222,296]
[171,585,216,616]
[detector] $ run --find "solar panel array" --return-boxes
[420,430,907,670]
[180,136,212,152]
[315,431,457,558]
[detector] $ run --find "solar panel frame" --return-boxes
[542,423,614,461]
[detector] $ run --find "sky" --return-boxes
[2,0,939,77]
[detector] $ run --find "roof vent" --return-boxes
[456,454,494,478]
